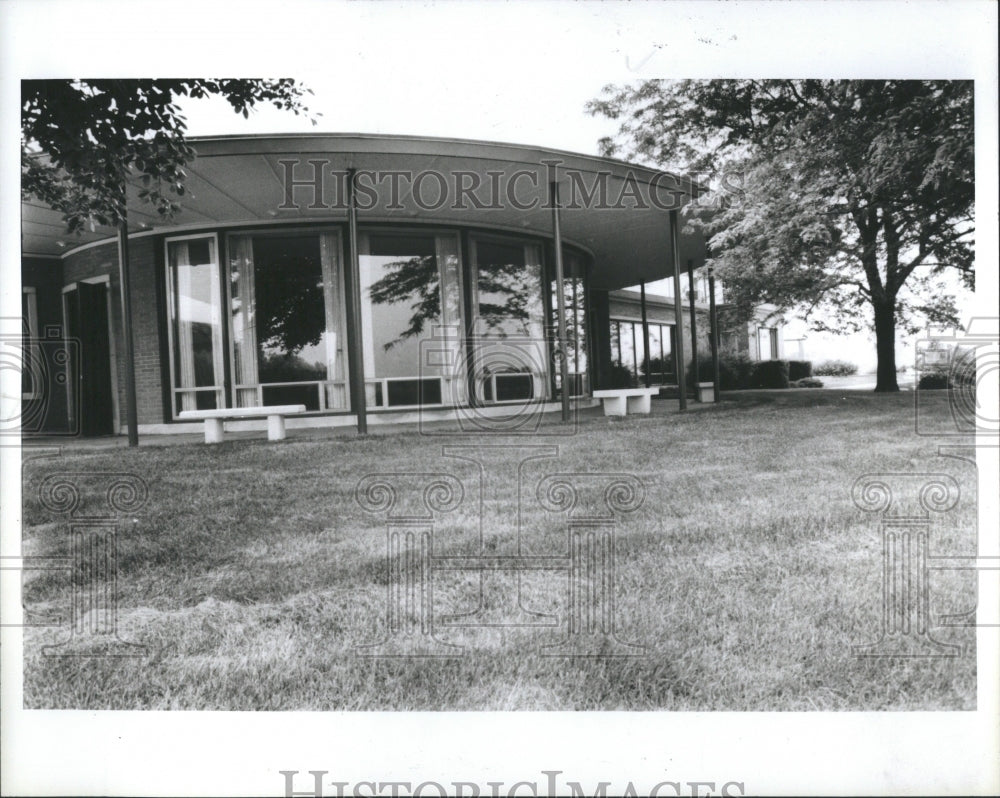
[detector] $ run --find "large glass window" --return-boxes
[549,251,589,397]
[166,235,225,413]
[228,232,347,412]
[610,319,675,385]
[359,231,463,408]
[471,238,548,403]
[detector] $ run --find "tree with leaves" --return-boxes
[588,80,974,391]
[22,79,316,233]
[22,79,316,445]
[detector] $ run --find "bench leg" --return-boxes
[602,396,626,417]
[267,414,286,441]
[627,394,651,414]
[204,418,224,444]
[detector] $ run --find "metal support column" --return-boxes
[708,268,721,403]
[639,281,650,388]
[116,219,138,446]
[669,210,687,411]
[550,179,571,422]
[687,258,700,398]
[344,168,368,434]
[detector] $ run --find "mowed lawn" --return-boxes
[21,390,978,710]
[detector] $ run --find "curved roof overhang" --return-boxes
[21,133,708,291]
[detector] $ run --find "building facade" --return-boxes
[20,134,715,436]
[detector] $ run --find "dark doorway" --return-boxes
[65,283,115,436]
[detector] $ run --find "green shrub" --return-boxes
[814,359,858,376]
[788,360,813,381]
[750,359,790,389]
[721,354,755,390]
[685,352,799,390]
[917,372,951,389]
[791,377,824,388]
[686,351,740,390]
[686,351,717,384]
[607,363,638,389]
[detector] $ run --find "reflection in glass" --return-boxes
[609,319,675,385]
[359,232,462,407]
[472,239,548,403]
[167,236,224,412]
[229,233,347,411]
[550,252,589,396]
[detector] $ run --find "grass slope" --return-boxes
[20,390,977,709]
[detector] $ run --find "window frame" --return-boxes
[163,232,225,419]
[468,232,549,405]
[357,226,465,411]
[224,226,352,415]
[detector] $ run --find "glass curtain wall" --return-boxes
[166,235,225,413]
[470,238,548,403]
[610,319,675,385]
[227,232,348,412]
[358,231,463,408]
[549,251,589,397]
[166,227,586,418]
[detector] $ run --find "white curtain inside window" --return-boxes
[169,237,222,413]
[435,234,465,404]
[229,236,259,407]
[172,242,197,412]
[320,233,348,410]
[523,243,548,399]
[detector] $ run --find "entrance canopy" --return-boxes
[22,133,707,290]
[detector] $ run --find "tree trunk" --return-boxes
[873,298,899,392]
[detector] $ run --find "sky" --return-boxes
[6,1,990,374]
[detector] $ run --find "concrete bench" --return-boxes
[592,388,660,417]
[178,405,306,444]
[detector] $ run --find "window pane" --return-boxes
[619,322,636,380]
[473,239,548,402]
[647,325,663,383]
[549,253,589,396]
[230,233,347,411]
[360,232,447,406]
[168,237,223,413]
[252,236,327,386]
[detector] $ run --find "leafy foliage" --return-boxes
[588,80,974,391]
[367,256,442,348]
[22,79,315,233]
[749,359,790,389]
[814,359,859,377]
[917,372,952,390]
[787,360,813,381]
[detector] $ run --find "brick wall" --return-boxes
[62,237,166,427]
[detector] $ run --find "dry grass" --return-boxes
[21,390,978,709]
